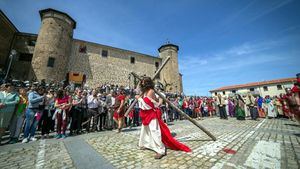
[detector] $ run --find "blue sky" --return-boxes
[1,0,300,95]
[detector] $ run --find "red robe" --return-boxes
[139,97,191,152]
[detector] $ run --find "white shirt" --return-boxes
[111,97,115,106]
[87,95,99,109]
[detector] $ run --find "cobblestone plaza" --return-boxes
[0,117,299,169]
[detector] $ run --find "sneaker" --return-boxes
[55,134,62,139]
[30,137,37,141]
[61,134,66,139]
[22,138,29,143]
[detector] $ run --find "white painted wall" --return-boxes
[211,82,294,97]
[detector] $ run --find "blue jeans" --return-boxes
[24,109,39,139]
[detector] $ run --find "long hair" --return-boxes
[140,76,154,93]
[57,89,64,99]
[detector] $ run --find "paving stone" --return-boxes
[0,118,299,169]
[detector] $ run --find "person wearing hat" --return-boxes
[0,83,20,144]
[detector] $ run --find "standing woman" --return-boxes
[9,87,27,143]
[54,89,71,139]
[265,96,276,118]
[228,97,235,117]
[256,96,265,118]
[40,88,55,139]
[0,83,20,144]
[113,89,126,132]
[235,94,246,120]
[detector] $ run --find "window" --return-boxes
[277,85,283,90]
[263,86,268,91]
[18,53,32,62]
[249,88,255,92]
[214,92,217,96]
[101,50,108,57]
[232,90,236,93]
[47,57,55,67]
[27,40,36,46]
[222,91,225,95]
[130,57,135,64]
[155,62,159,69]
[79,45,86,53]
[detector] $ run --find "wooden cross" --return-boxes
[126,58,217,141]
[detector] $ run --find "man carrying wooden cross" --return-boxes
[125,56,216,159]
[135,76,191,159]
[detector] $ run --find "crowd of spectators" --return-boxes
[0,75,299,145]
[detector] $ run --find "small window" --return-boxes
[47,57,55,67]
[263,86,268,91]
[19,53,33,62]
[277,85,283,90]
[232,90,236,93]
[79,45,86,53]
[101,50,108,57]
[250,88,255,92]
[155,62,159,69]
[28,40,36,46]
[214,92,217,96]
[222,91,225,95]
[130,57,135,64]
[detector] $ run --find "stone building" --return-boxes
[210,77,296,98]
[0,8,183,93]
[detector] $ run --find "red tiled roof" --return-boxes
[210,78,296,92]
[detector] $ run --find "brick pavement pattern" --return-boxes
[0,117,299,169]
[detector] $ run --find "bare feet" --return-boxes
[154,153,165,159]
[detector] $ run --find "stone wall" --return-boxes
[0,11,18,70]
[1,8,183,92]
[10,33,37,80]
[68,40,162,87]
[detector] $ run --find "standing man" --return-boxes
[137,77,191,159]
[0,83,20,144]
[87,90,100,132]
[70,89,84,135]
[217,94,227,119]
[22,86,44,143]
[105,91,115,130]
[98,93,107,131]
[247,93,258,120]
[289,73,300,123]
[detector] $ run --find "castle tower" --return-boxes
[31,8,76,82]
[158,43,182,93]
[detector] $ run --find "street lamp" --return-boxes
[4,49,17,81]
